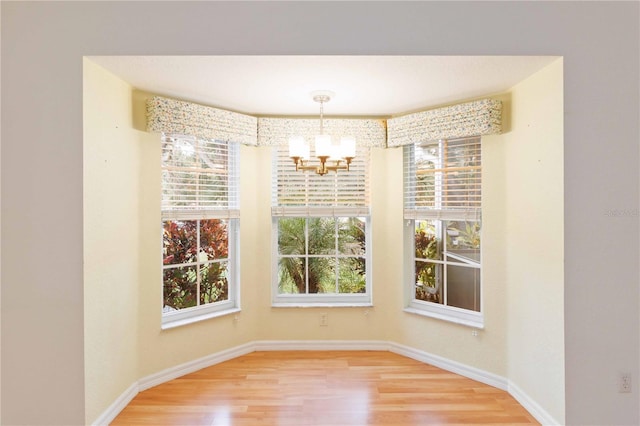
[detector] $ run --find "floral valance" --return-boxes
[147,95,501,148]
[386,99,502,147]
[257,117,387,148]
[146,96,258,146]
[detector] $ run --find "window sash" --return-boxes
[272,144,370,211]
[162,134,239,213]
[405,217,483,326]
[272,216,372,305]
[404,137,481,220]
[161,217,239,326]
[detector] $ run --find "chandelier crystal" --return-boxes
[288,91,356,176]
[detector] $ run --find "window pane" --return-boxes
[309,217,336,255]
[199,141,228,171]
[415,220,441,261]
[446,221,480,263]
[415,260,442,304]
[338,257,366,293]
[278,257,306,294]
[309,257,336,293]
[163,220,197,265]
[163,265,197,310]
[162,170,199,209]
[338,217,366,255]
[200,261,229,304]
[446,264,480,312]
[200,219,228,260]
[164,137,196,168]
[414,144,438,209]
[278,218,306,255]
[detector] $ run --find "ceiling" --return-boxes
[88,55,559,117]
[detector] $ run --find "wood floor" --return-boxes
[111,351,540,426]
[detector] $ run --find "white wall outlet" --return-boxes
[619,372,632,393]
[319,313,328,327]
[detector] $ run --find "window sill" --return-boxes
[161,307,241,330]
[403,307,484,329]
[272,303,374,308]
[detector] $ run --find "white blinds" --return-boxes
[272,144,370,217]
[404,136,481,221]
[162,134,239,220]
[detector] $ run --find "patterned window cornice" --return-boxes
[257,117,387,148]
[386,99,502,147]
[147,96,502,148]
[146,96,258,146]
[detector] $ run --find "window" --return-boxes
[161,134,239,327]
[272,144,371,305]
[404,136,482,327]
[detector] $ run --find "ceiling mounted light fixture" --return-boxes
[288,91,356,176]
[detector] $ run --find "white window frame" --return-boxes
[403,137,484,328]
[271,145,372,307]
[160,134,240,329]
[271,214,372,306]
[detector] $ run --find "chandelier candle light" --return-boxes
[288,91,356,176]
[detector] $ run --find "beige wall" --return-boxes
[501,59,565,422]
[83,59,142,423]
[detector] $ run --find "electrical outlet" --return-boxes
[319,313,328,327]
[619,373,632,393]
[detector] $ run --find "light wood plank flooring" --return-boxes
[112,351,539,425]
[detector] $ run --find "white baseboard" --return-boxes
[91,382,138,426]
[254,339,390,352]
[389,342,509,391]
[138,341,254,392]
[93,339,558,426]
[508,380,561,426]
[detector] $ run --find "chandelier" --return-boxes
[288,91,356,176]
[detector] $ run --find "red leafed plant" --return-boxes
[162,220,229,310]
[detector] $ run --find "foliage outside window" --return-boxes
[272,145,371,305]
[161,134,239,326]
[404,137,483,326]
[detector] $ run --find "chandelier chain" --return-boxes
[313,94,330,135]
[319,99,324,134]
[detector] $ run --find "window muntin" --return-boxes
[404,137,482,325]
[161,134,239,325]
[272,145,371,305]
[406,137,481,217]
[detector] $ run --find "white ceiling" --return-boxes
[88,55,559,117]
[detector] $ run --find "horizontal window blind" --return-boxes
[272,144,370,216]
[404,136,481,221]
[162,134,239,220]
